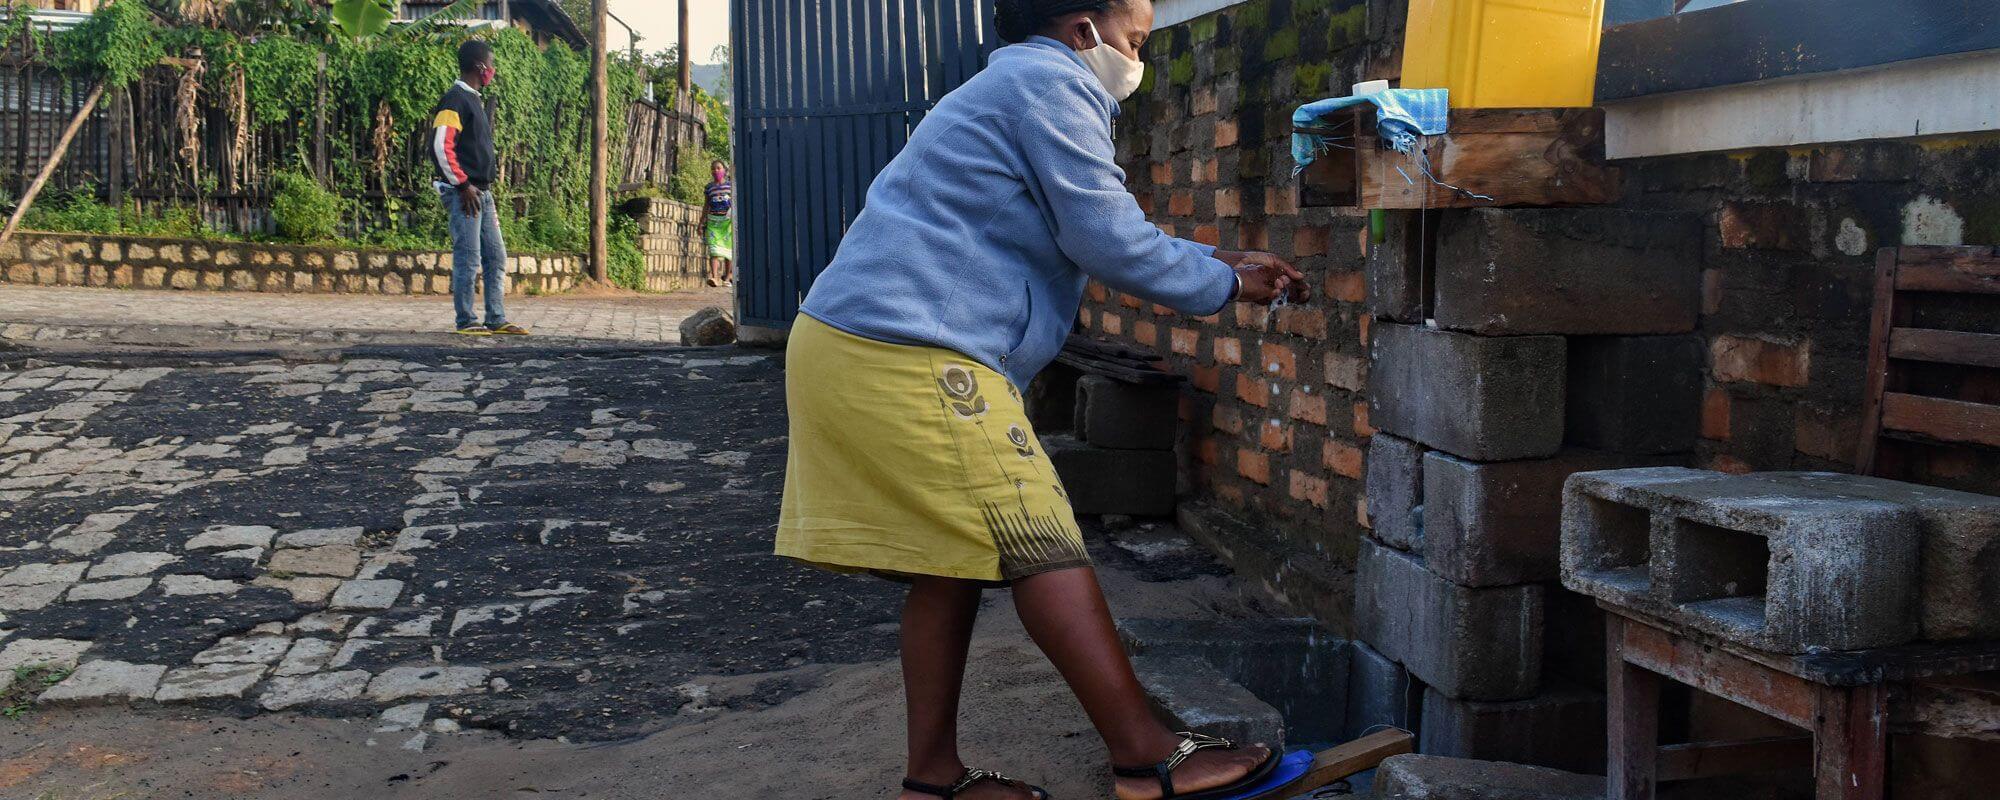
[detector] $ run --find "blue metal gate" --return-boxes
[730,0,999,329]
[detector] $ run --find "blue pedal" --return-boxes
[1215,749,1315,799]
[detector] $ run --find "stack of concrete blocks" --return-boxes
[1036,370,1181,517]
[1563,467,2000,651]
[1356,208,1705,773]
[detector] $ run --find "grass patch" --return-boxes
[3,664,74,718]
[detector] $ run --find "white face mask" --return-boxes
[1078,18,1145,102]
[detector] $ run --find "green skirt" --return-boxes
[705,217,734,261]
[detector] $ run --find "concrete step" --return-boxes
[1372,754,1603,800]
[1120,616,1346,746]
[1131,654,1287,754]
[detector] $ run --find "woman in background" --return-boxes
[704,160,734,286]
[776,1,1308,798]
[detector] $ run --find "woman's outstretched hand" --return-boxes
[1223,251,1310,305]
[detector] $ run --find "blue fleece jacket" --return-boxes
[798,36,1236,390]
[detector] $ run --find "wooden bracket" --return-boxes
[1299,107,1621,209]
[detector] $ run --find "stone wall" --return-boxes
[1083,0,1999,787]
[627,198,711,292]
[0,233,584,296]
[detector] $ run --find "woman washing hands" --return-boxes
[775,1,1308,797]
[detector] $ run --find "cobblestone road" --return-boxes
[0,348,906,745]
[0,285,732,345]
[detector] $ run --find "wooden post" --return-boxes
[1606,615,1662,800]
[314,51,329,182]
[587,0,609,282]
[1813,684,1888,800]
[678,0,692,93]
[108,87,125,208]
[0,81,106,246]
[13,57,28,197]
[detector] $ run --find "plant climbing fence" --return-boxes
[0,6,706,254]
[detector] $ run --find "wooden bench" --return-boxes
[1604,605,2000,799]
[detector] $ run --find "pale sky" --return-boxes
[609,0,733,64]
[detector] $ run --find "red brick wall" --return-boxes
[1079,0,1997,628]
[1084,0,1397,611]
[1622,140,2000,494]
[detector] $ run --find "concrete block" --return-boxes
[1118,617,1347,745]
[1418,684,1606,774]
[1367,209,1427,323]
[1046,435,1176,516]
[1345,640,1421,742]
[1366,433,1426,552]
[1354,540,1543,700]
[1561,468,1922,652]
[1369,323,1566,462]
[1133,655,1286,753]
[1024,362,1081,433]
[1177,502,1353,625]
[1433,208,1701,336]
[1541,586,1607,691]
[1565,335,1702,454]
[1373,754,1604,800]
[679,307,735,346]
[1423,449,1684,587]
[1750,472,2000,642]
[1074,375,1177,450]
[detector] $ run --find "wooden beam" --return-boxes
[1296,729,1414,788]
[1617,615,1817,726]
[1880,392,2000,449]
[1854,247,1900,474]
[0,81,106,246]
[1889,328,2000,370]
[1893,246,2000,294]
[1656,736,1812,782]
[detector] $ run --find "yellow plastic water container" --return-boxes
[1400,0,1606,108]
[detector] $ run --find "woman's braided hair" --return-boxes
[994,0,1117,44]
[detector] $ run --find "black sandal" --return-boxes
[902,768,1051,799]
[1111,732,1280,800]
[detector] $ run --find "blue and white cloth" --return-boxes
[1290,88,1450,174]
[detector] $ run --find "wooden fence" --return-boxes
[1,37,705,235]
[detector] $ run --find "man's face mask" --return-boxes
[479,65,496,87]
[1078,18,1145,102]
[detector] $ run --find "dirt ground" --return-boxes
[1,554,1282,800]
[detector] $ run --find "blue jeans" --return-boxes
[443,187,507,329]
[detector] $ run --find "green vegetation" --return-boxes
[3,664,72,719]
[1264,26,1300,60]
[1169,52,1196,86]
[1233,0,1270,33]
[1327,4,1368,51]
[1295,62,1333,98]
[23,186,225,239]
[271,170,346,242]
[7,0,727,290]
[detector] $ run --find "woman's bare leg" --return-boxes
[899,577,981,795]
[1011,567,1270,800]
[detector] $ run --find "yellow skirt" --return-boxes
[776,314,1089,583]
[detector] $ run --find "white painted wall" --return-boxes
[1604,49,2000,159]
[1153,0,1250,29]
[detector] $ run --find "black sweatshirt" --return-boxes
[429,81,494,190]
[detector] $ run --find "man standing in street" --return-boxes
[704,160,734,287]
[432,39,529,336]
